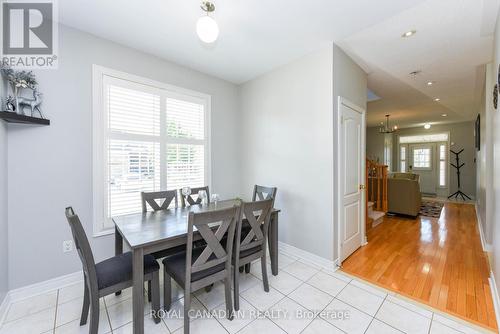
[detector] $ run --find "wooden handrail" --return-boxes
[366,159,388,213]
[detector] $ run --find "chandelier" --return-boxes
[379,115,398,134]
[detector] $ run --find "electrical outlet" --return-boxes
[63,240,73,253]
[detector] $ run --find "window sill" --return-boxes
[93,228,114,238]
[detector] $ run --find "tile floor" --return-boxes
[0,252,493,334]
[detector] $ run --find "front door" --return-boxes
[409,144,437,195]
[339,99,365,262]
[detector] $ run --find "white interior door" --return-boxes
[409,144,437,194]
[338,98,365,262]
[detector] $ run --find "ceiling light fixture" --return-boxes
[427,81,434,86]
[441,113,448,117]
[424,123,431,129]
[379,115,398,134]
[197,1,219,44]
[402,30,416,38]
[434,98,440,102]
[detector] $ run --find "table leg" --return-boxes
[115,226,123,296]
[268,212,279,276]
[132,248,144,334]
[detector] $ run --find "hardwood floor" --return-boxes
[342,202,498,331]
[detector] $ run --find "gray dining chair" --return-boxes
[180,186,210,207]
[65,207,161,334]
[252,185,277,205]
[141,190,178,212]
[162,206,240,334]
[233,199,273,310]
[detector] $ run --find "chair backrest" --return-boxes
[65,207,98,293]
[235,199,273,257]
[185,206,240,284]
[141,190,178,212]
[180,186,210,207]
[252,185,277,206]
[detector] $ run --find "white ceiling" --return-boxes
[58,0,427,84]
[338,0,500,128]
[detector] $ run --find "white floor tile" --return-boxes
[323,269,352,283]
[58,282,85,305]
[238,318,286,334]
[103,287,133,307]
[288,283,333,311]
[321,299,372,334]
[430,321,463,334]
[54,312,112,334]
[172,316,227,334]
[240,284,285,312]
[233,272,262,293]
[268,270,303,295]
[350,279,387,298]
[366,319,404,334]
[112,316,169,334]
[0,307,56,334]
[213,298,257,333]
[268,297,314,334]
[277,254,298,269]
[250,260,272,278]
[306,271,348,297]
[105,297,153,330]
[375,300,431,334]
[56,297,106,327]
[432,314,485,334]
[337,284,384,316]
[4,291,58,323]
[194,282,228,310]
[301,317,344,334]
[162,297,205,333]
[282,261,319,281]
[386,295,433,318]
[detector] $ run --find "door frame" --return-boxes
[336,96,366,265]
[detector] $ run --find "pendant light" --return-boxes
[379,115,398,134]
[197,1,219,43]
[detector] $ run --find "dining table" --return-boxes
[113,198,280,334]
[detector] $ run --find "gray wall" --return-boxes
[0,76,8,302]
[7,25,241,289]
[332,45,367,261]
[239,46,335,261]
[239,44,366,263]
[392,122,477,198]
[366,127,385,163]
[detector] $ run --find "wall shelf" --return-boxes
[0,111,50,125]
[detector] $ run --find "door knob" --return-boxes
[359,184,366,190]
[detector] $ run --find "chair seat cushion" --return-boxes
[162,247,226,285]
[238,245,262,259]
[96,252,159,290]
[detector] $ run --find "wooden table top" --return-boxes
[113,199,279,249]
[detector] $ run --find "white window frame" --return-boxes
[438,142,447,188]
[411,145,433,171]
[92,65,212,236]
[400,145,407,172]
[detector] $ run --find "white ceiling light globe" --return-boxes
[197,16,219,43]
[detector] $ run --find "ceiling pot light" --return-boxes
[402,30,416,38]
[424,123,431,129]
[441,113,448,117]
[197,1,219,43]
[434,98,440,102]
[427,81,434,86]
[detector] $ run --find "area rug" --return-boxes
[419,201,444,218]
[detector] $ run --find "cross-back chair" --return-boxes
[180,186,210,207]
[233,198,273,310]
[65,207,161,334]
[252,185,277,205]
[141,190,178,212]
[162,206,240,334]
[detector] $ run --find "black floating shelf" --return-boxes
[0,111,50,125]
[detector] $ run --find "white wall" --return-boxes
[0,120,7,303]
[239,47,335,261]
[7,25,240,289]
[239,44,366,262]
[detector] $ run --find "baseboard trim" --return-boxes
[475,203,493,252]
[0,293,11,326]
[278,241,336,270]
[489,271,500,330]
[8,271,83,304]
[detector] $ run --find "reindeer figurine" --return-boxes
[17,89,45,118]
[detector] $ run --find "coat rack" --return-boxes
[448,149,471,201]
